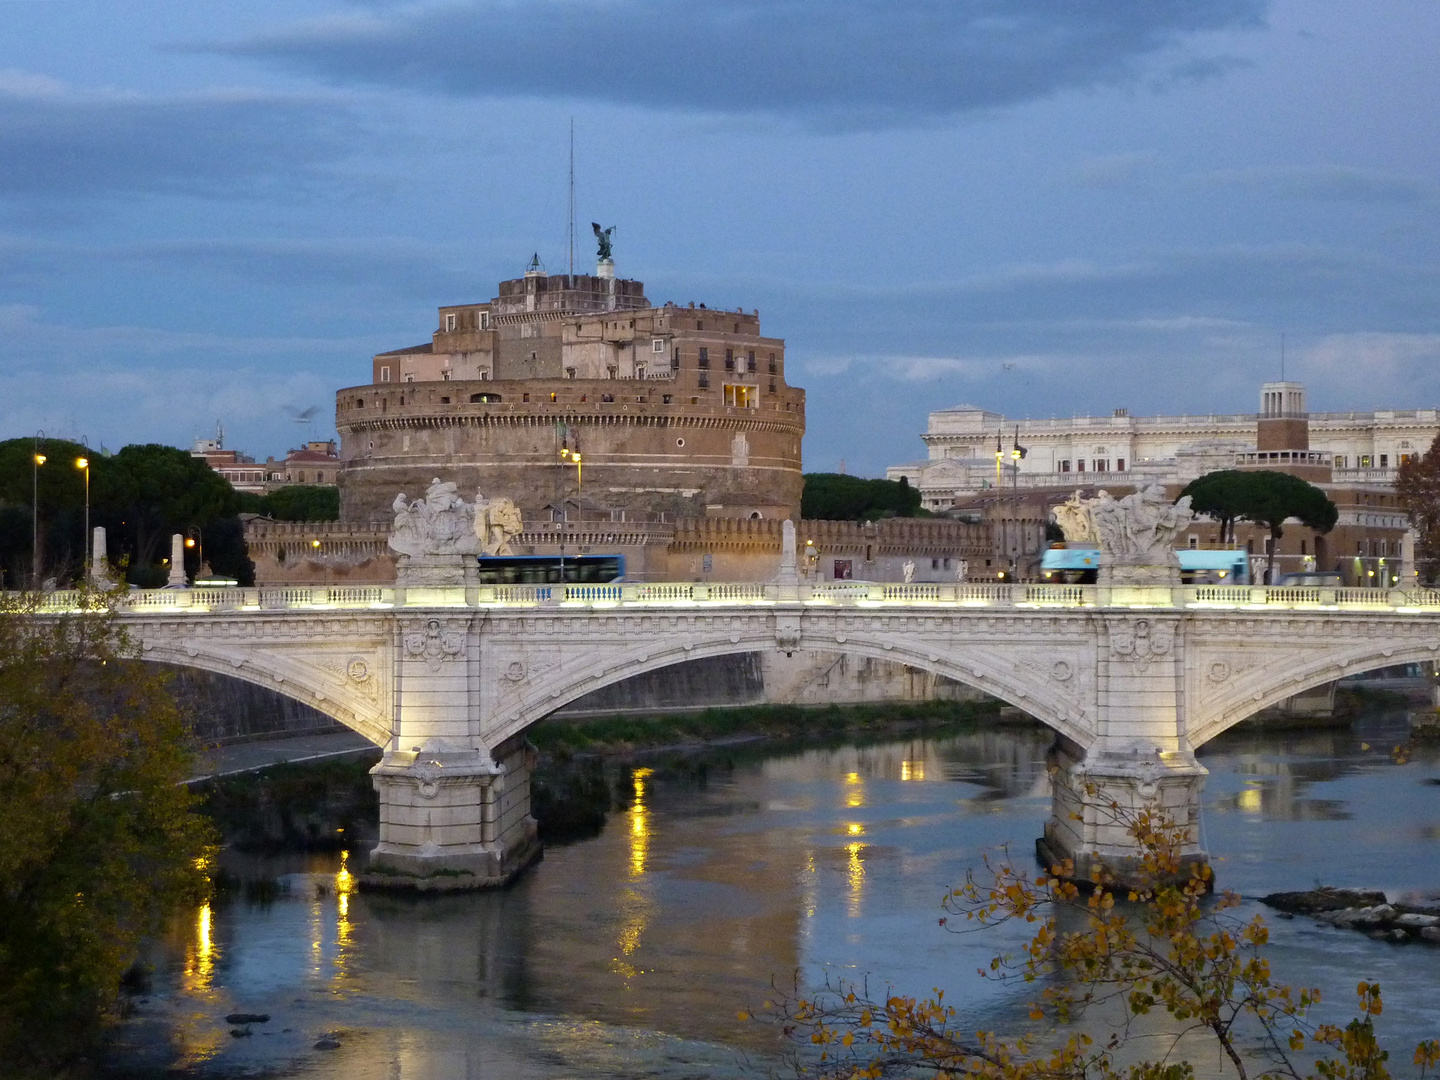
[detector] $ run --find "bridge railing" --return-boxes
[15,581,1440,615]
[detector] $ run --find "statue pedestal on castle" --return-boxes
[364,479,537,891]
[1044,485,1208,888]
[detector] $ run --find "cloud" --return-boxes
[1196,165,1434,203]
[0,71,358,198]
[210,0,1267,126]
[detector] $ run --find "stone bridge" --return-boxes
[36,576,1440,889]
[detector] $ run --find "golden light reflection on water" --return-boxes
[901,757,925,782]
[182,901,215,994]
[611,768,656,983]
[630,767,653,878]
[176,900,224,1066]
[1238,786,1263,813]
[844,770,865,808]
[335,850,356,968]
[846,841,865,918]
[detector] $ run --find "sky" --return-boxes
[1,1,1437,475]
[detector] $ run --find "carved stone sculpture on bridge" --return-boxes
[474,496,523,556]
[1052,485,1195,585]
[389,480,483,558]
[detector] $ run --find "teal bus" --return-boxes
[1040,546,1249,585]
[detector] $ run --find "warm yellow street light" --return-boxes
[75,457,90,573]
[31,442,45,584]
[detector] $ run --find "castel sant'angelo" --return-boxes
[246,243,986,586]
[336,253,806,525]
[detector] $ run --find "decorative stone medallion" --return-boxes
[403,618,466,672]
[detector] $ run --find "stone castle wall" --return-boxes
[335,378,806,525]
[244,514,990,586]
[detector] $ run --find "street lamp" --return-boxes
[185,526,203,580]
[75,457,90,577]
[558,448,583,586]
[32,432,45,585]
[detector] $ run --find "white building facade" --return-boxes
[887,384,1440,512]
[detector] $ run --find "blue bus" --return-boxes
[476,554,626,585]
[1040,546,1249,585]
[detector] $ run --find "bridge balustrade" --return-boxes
[14,582,1440,616]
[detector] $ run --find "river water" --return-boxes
[105,713,1440,1079]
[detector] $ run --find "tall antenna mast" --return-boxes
[568,118,575,278]
[1280,332,1286,381]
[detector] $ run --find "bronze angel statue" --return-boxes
[591,222,614,260]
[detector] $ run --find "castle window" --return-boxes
[469,392,501,403]
[724,349,735,371]
[479,310,491,329]
[1059,460,1070,472]
[698,375,710,389]
[440,396,450,404]
[356,399,364,408]
[523,393,530,402]
[723,384,756,407]
[696,321,703,331]
[1335,455,1347,469]
[607,365,617,379]
[404,373,415,383]
[1380,454,1389,467]
[698,348,709,368]
[747,350,756,372]
[566,367,576,379]
[442,370,451,380]
[380,365,391,382]
[768,379,776,394]
[1360,455,1372,467]
[652,338,665,353]
[1116,458,1125,471]
[1076,460,1085,472]
[768,353,777,374]
[444,313,456,331]
[663,394,673,404]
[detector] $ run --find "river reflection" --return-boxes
[105,718,1440,1079]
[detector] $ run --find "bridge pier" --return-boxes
[364,735,540,891]
[1040,739,1209,889]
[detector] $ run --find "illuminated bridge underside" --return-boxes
[47,579,1440,889]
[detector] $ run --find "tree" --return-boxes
[759,801,1440,1080]
[0,589,214,1072]
[802,473,925,521]
[1182,470,1337,583]
[1396,432,1440,583]
[0,437,96,586]
[92,444,241,586]
[238,484,340,523]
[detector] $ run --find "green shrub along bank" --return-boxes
[529,697,1004,756]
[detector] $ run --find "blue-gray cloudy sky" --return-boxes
[1,0,1437,474]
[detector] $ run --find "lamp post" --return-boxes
[75,456,90,577]
[185,526,203,582]
[31,432,45,586]
[559,449,582,586]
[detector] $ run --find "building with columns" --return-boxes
[887,382,1439,512]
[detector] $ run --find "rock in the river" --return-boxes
[1396,913,1440,930]
[1261,887,1388,915]
[314,1038,341,1051]
[225,1012,270,1024]
[1421,926,1440,943]
[1388,929,1410,943]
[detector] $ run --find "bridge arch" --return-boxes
[485,629,1097,752]
[137,639,391,747]
[1189,638,1440,749]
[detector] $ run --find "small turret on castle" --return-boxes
[340,259,805,524]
